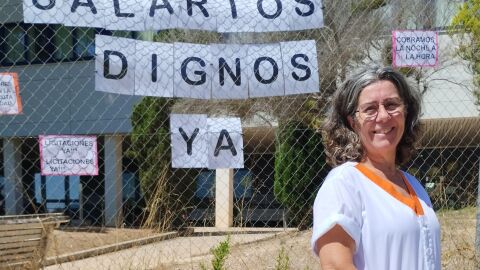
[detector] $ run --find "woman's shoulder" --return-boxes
[401,171,423,190]
[328,161,360,177]
[324,161,362,186]
[402,170,433,207]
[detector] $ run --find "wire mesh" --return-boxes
[0,0,479,269]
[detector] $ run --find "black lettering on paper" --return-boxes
[291,54,311,81]
[214,129,237,157]
[104,50,128,80]
[228,0,238,19]
[33,0,55,10]
[179,127,199,155]
[114,0,135,17]
[257,0,282,19]
[219,58,241,86]
[71,0,97,14]
[149,0,174,16]
[181,57,206,85]
[254,57,278,84]
[187,0,209,17]
[294,0,314,17]
[151,54,158,82]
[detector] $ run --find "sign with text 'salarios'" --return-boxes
[39,135,99,176]
[392,30,438,67]
[23,0,324,33]
[0,73,22,115]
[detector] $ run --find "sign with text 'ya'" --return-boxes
[95,35,319,99]
[23,0,323,33]
[170,114,244,169]
[0,73,22,115]
[392,30,438,67]
[39,135,99,176]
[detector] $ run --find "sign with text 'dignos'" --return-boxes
[95,35,319,99]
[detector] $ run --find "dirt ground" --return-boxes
[158,230,319,270]
[47,207,478,269]
[46,227,160,257]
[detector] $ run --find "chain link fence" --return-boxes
[0,0,479,269]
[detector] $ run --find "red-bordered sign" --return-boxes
[0,72,23,115]
[39,135,99,176]
[392,30,439,68]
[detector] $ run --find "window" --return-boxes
[74,27,95,59]
[0,24,27,65]
[196,171,215,199]
[123,172,139,200]
[54,25,74,60]
[34,174,80,212]
[1,24,137,66]
[26,24,54,63]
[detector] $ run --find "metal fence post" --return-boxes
[476,158,480,256]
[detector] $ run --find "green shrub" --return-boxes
[274,120,328,229]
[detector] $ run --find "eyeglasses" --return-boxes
[354,99,406,121]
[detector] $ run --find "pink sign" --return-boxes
[39,135,98,176]
[392,30,438,67]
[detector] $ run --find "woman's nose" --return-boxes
[375,105,391,121]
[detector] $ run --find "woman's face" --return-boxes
[348,80,406,160]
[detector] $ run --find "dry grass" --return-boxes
[438,207,478,270]
[158,230,319,270]
[46,207,478,269]
[168,207,478,270]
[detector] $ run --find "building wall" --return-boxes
[0,1,23,24]
[421,33,479,119]
[0,60,140,137]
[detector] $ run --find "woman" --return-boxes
[311,66,440,270]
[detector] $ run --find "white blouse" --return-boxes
[311,162,441,270]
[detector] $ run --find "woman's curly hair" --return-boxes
[322,66,422,167]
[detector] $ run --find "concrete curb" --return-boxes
[44,231,178,266]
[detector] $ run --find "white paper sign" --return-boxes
[23,0,67,24]
[0,73,22,115]
[174,43,212,99]
[22,0,324,33]
[217,0,290,33]
[207,117,244,169]
[170,114,208,168]
[63,0,109,28]
[287,0,324,32]
[392,30,438,67]
[39,135,98,176]
[104,0,149,31]
[134,40,174,97]
[170,114,244,169]
[210,44,249,99]
[95,35,136,95]
[247,43,284,97]
[145,0,182,30]
[95,35,320,99]
[281,40,319,95]
[176,0,217,31]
